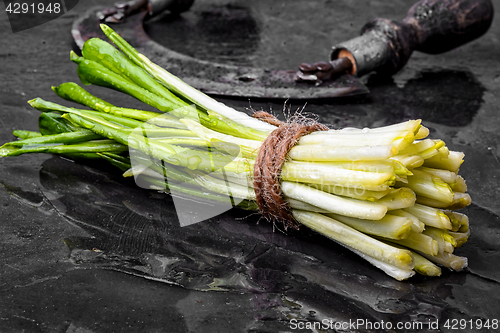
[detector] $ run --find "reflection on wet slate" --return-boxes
[6,155,494,324]
[366,70,485,126]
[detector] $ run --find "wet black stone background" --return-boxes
[1,0,500,332]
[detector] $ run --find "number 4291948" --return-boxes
[6,2,62,14]
[444,318,498,330]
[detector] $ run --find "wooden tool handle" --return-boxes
[403,0,494,54]
[331,0,494,76]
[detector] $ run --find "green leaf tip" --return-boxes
[70,50,83,63]
[100,24,113,35]
[0,145,17,157]
[98,23,143,67]
[27,98,39,106]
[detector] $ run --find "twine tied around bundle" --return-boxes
[252,111,328,230]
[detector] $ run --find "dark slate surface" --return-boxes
[1,0,499,332]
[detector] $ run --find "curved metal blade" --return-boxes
[72,6,369,100]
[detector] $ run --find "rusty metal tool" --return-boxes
[72,0,369,100]
[72,0,493,100]
[296,0,494,84]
